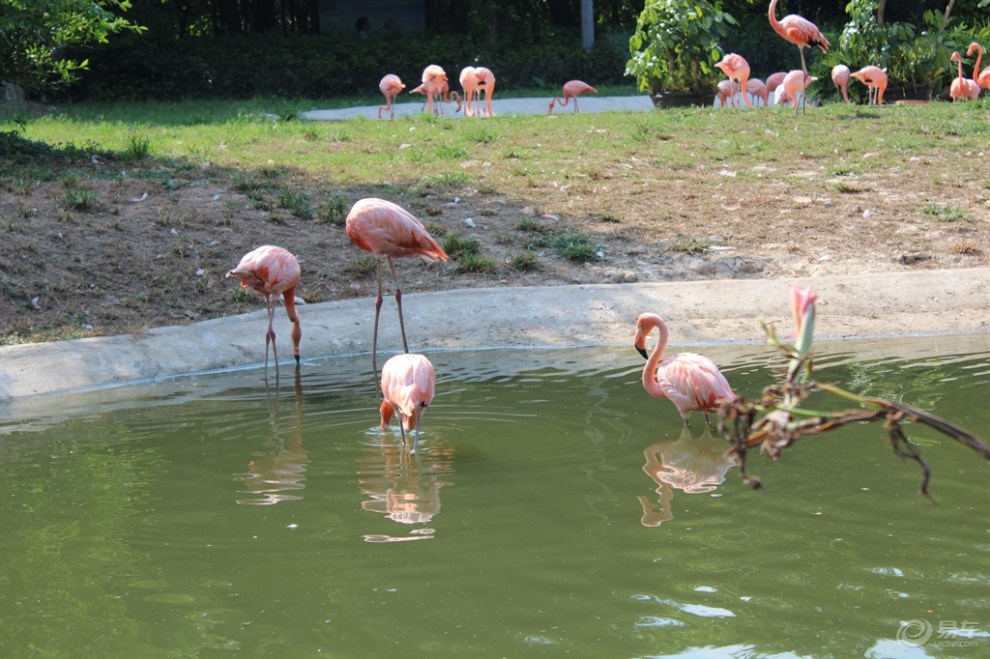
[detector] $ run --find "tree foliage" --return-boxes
[0,0,144,96]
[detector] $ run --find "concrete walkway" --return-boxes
[299,94,655,121]
[1,269,987,401]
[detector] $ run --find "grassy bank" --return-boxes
[0,95,988,343]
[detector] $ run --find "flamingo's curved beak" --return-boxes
[637,347,649,360]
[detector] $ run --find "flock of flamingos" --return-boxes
[225,197,733,455]
[224,1,988,454]
[377,0,989,117]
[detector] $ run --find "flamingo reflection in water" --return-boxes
[638,426,738,527]
[236,372,309,506]
[358,436,455,543]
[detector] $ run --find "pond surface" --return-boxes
[1,335,988,658]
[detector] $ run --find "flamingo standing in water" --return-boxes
[714,53,754,108]
[548,80,598,113]
[768,0,830,111]
[949,51,981,101]
[379,353,436,453]
[345,198,448,377]
[634,313,735,426]
[850,65,887,105]
[968,42,990,90]
[377,74,404,119]
[831,64,851,103]
[226,245,302,381]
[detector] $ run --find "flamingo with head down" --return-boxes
[377,74,405,119]
[850,66,887,106]
[715,53,754,108]
[379,352,436,454]
[831,64,851,103]
[226,245,302,381]
[548,80,598,113]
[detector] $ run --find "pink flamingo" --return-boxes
[831,64,851,103]
[226,245,302,380]
[746,78,769,107]
[458,66,478,116]
[850,65,887,105]
[416,64,448,115]
[379,352,436,453]
[764,71,787,94]
[472,66,496,117]
[548,80,598,113]
[345,198,448,376]
[769,0,829,110]
[634,313,735,426]
[968,42,990,90]
[715,53,754,108]
[949,51,981,101]
[715,79,733,107]
[773,83,791,108]
[377,74,404,119]
[779,69,815,113]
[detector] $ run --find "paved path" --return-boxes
[299,95,656,121]
[2,270,987,401]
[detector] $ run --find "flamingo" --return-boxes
[968,42,990,90]
[831,64,851,103]
[548,80,598,113]
[949,51,981,101]
[379,353,436,454]
[345,198,448,377]
[715,79,733,107]
[746,78,769,107]
[634,313,735,426]
[473,66,496,117]
[773,84,790,107]
[778,69,815,112]
[764,71,787,94]
[768,0,830,111]
[714,53,754,108]
[850,65,887,106]
[459,66,479,116]
[377,74,404,119]
[226,245,302,381]
[417,64,448,115]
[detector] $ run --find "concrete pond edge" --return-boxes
[1,268,988,401]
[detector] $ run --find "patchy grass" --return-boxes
[1,96,988,342]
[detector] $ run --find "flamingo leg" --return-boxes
[265,294,279,382]
[372,258,385,380]
[573,97,579,113]
[798,47,808,114]
[386,256,410,354]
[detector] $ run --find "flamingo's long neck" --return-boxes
[768,0,785,38]
[957,56,965,81]
[973,47,984,80]
[643,320,669,400]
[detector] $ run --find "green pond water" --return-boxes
[1,334,988,659]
